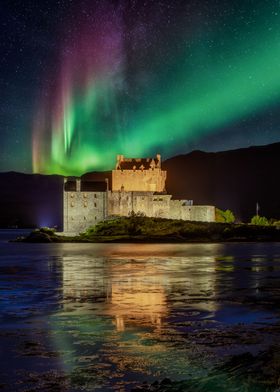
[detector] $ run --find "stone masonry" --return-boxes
[63,154,215,233]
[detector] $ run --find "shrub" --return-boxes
[216,208,235,223]
[126,211,146,235]
[39,227,56,235]
[250,215,269,226]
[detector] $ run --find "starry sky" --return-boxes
[1,0,280,175]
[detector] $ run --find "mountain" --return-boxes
[163,142,280,221]
[0,142,279,227]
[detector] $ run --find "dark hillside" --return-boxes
[163,142,280,220]
[0,142,279,227]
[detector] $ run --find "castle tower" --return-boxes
[112,154,166,192]
[63,177,108,233]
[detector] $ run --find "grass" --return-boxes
[77,216,280,242]
[19,216,280,243]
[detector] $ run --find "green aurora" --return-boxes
[32,3,280,175]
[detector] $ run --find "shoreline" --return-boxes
[14,217,280,244]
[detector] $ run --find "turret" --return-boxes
[156,154,161,168]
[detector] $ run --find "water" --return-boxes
[1,232,280,391]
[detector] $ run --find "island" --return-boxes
[18,215,280,243]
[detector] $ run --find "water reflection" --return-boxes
[3,240,280,390]
[61,254,220,332]
[111,269,166,331]
[56,253,222,389]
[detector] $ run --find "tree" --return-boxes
[127,211,146,235]
[250,215,269,226]
[216,208,235,223]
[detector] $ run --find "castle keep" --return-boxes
[63,154,215,233]
[112,154,166,192]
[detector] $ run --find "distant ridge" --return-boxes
[0,142,279,227]
[163,142,280,221]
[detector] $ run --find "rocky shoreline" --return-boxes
[132,344,280,392]
[15,217,280,243]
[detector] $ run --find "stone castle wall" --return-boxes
[112,168,167,192]
[108,192,215,222]
[64,190,215,232]
[185,205,216,222]
[107,192,172,218]
[168,201,215,222]
[63,190,107,233]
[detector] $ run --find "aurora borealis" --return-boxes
[32,2,125,174]
[2,0,280,174]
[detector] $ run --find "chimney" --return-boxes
[76,178,81,192]
[156,154,161,168]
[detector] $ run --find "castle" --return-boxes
[63,154,215,233]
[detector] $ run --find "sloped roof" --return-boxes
[81,181,107,192]
[64,180,76,192]
[116,157,160,170]
[64,180,107,192]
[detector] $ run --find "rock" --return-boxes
[24,231,52,243]
[161,378,172,385]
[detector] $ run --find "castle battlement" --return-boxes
[112,154,166,192]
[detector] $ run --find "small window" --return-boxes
[70,193,74,198]
[94,216,97,220]
[94,194,97,198]
[84,216,87,220]
[84,202,88,207]
[94,202,97,207]
[83,193,87,198]
[71,202,74,207]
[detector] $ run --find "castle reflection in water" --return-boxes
[61,251,219,332]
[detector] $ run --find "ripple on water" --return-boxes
[1,240,280,390]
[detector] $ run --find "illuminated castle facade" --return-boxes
[63,154,215,233]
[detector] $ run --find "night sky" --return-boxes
[1,0,280,175]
